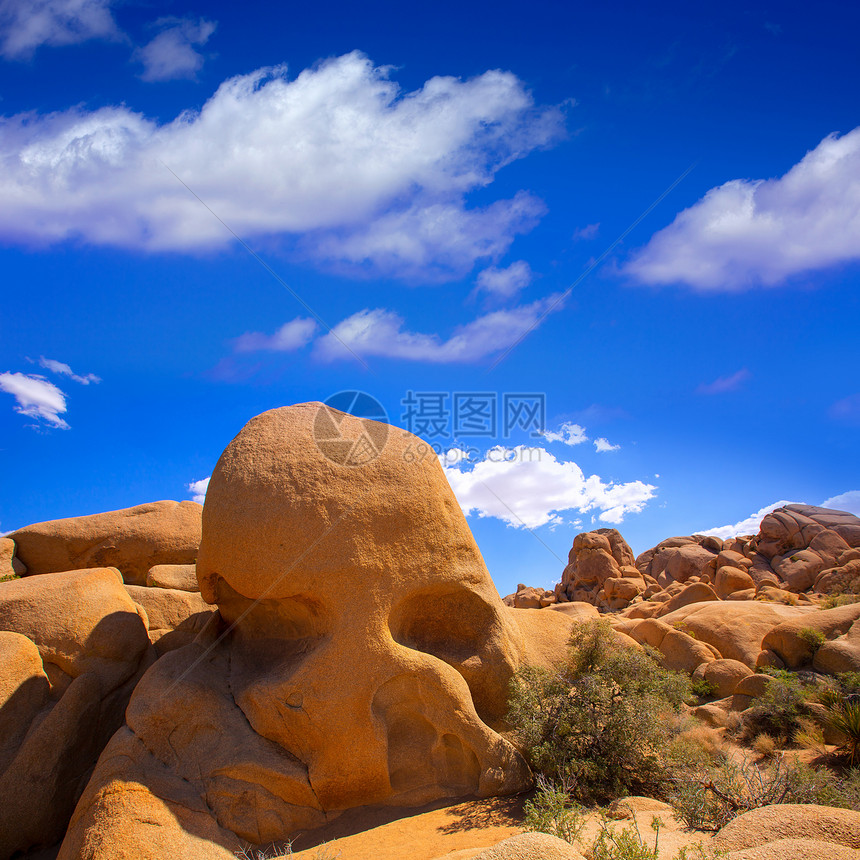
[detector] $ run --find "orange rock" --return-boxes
[145,563,199,592]
[715,565,755,599]
[10,501,202,585]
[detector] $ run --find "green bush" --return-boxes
[744,670,808,742]
[690,678,718,701]
[585,817,660,860]
[798,627,826,656]
[825,701,860,766]
[507,619,690,804]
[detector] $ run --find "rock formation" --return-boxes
[59,403,574,858]
[10,500,202,585]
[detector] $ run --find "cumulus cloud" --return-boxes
[474,260,533,299]
[820,490,860,517]
[0,371,69,428]
[38,356,100,384]
[233,317,318,353]
[441,445,656,528]
[697,499,798,541]
[313,293,564,363]
[135,17,216,82]
[572,222,599,241]
[594,437,620,452]
[540,421,588,446]
[0,0,120,59]
[626,127,860,290]
[187,476,209,504]
[697,368,750,395]
[0,52,562,280]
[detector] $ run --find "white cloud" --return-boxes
[187,476,209,504]
[594,437,620,452]
[135,17,216,83]
[697,499,798,541]
[540,421,588,446]
[38,356,100,384]
[441,445,656,529]
[313,293,564,363]
[0,371,69,428]
[697,368,750,395]
[474,260,533,299]
[626,127,860,290]
[0,52,562,281]
[233,317,318,353]
[0,0,120,59]
[439,447,471,467]
[820,490,860,517]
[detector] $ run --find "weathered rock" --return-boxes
[10,501,202,585]
[658,601,814,667]
[665,544,718,583]
[469,832,585,860]
[715,566,755,599]
[0,538,26,578]
[658,582,720,615]
[694,658,753,698]
[125,585,215,656]
[731,672,775,711]
[64,404,573,856]
[713,804,860,854]
[0,568,152,858]
[814,559,860,595]
[772,549,825,592]
[0,631,49,774]
[761,603,860,669]
[814,617,860,674]
[146,563,200,592]
[628,619,715,673]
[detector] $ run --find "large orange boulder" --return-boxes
[10,501,202,585]
[0,568,152,858]
[62,404,573,857]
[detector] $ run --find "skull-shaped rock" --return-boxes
[60,404,572,856]
[196,403,531,815]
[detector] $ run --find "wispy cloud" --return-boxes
[540,421,588,446]
[697,368,750,395]
[0,52,563,281]
[441,445,656,528]
[38,356,100,384]
[135,17,216,82]
[626,127,860,290]
[0,0,121,59]
[572,222,599,241]
[233,318,318,353]
[0,371,69,428]
[312,293,564,363]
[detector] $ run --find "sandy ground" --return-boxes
[286,793,714,860]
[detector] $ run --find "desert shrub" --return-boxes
[837,672,860,695]
[523,775,587,843]
[670,755,860,831]
[0,573,19,583]
[507,619,690,804]
[665,722,726,771]
[744,670,807,742]
[584,816,661,860]
[798,627,826,656]
[690,678,718,701]
[822,593,860,609]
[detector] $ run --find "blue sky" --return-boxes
[1,0,859,597]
